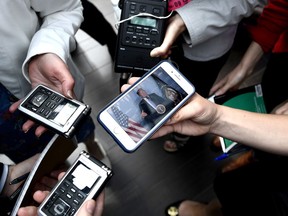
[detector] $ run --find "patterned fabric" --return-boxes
[111,106,148,142]
[168,0,191,11]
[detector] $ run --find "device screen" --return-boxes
[130,16,157,28]
[107,66,188,143]
[47,99,79,126]
[67,161,100,194]
[28,89,79,127]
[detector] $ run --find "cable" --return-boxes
[115,10,174,29]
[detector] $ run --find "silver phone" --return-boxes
[18,84,91,138]
[38,151,113,216]
[97,60,195,152]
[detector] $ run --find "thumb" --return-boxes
[77,200,96,216]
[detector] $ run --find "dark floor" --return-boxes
[103,134,226,216]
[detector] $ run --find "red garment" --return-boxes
[248,0,288,53]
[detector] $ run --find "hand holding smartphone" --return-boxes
[98,60,195,152]
[18,85,91,138]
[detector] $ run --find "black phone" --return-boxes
[114,0,168,75]
[38,151,113,216]
[18,85,91,139]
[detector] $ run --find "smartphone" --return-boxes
[18,84,91,139]
[38,151,113,216]
[98,60,195,152]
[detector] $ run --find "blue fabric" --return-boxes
[0,83,54,163]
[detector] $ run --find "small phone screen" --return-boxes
[130,16,157,28]
[27,88,80,127]
[67,161,100,194]
[48,99,79,126]
[107,66,188,142]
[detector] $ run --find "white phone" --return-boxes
[97,60,195,152]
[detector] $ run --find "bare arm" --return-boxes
[212,104,288,155]
[210,41,264,96]
[123,78,288,156]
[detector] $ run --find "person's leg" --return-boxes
[81,0,117,59]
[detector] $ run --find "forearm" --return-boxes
[212,105,288,155]
[237,41,264,76]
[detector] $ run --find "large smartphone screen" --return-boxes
[98,61,195,152]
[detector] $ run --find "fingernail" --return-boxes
[36,133,42,139]
[67,90,73,98]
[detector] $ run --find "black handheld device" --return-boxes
[18,85,91,139]
[38,151,113,216]
[98,60,195,153]
[114,0,168,75]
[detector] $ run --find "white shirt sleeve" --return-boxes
[22,0,84,82]
[176,0,260,46]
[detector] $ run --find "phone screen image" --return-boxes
[99,61,194,152]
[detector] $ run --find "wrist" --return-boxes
[0,163,9,195]
[172,14,186,34]
[238,61,254,77]
[1,165,22,197]
[209,104,225,135]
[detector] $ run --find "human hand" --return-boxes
[150,14,186,59]
[209,63,249,96]
[122,78,219,138]
[8,100,47,137]
[210,41,263,96]
[28,53,76,98]
[9,53,77,136]
[32,168,67,193]
[17,172,105,216]
[2,154,39,197]
[271,100,288,115]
